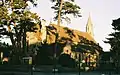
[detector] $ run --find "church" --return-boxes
[26,15,95,44]
[26,15,103,70]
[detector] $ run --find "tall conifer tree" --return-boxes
[105,18,120,69]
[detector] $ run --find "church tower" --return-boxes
[86,14,94,37]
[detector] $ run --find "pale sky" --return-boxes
[30,0,120,51]
[2,0,120,51]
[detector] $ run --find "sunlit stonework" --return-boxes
[26,15,102,71]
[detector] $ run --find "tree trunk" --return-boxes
[7,25,15,46]
[53,0,64,71]
[23,27,27,56]
[57,0,63,30]
[7,0,15,47]
[55,0,64,56]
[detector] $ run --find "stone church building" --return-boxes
[26,15,103,70]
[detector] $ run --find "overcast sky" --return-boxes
[2,0,120,51]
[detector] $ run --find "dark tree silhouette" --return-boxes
[58,54,76,68]
[105,18,120,71]
[0,0,39,64]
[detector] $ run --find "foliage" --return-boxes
[105,18,120,54]
[0,0,39,64]
[58,54,76,68]
[46,24,103,54]
[0,1,39,46]
[0,42,12,53]
[49,0,81,67]
[63,27,75,38]
[51,0,81,24]
[35,42,64,65]
[105,18,120,68]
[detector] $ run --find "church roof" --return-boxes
[46,24,96,44]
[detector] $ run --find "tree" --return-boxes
[0,0,39,64]
[51,0,81,26]
[50,0,81,67]
[58,54,76,68]
[104,18,120,70]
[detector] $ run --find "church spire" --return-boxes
[86,13,94,37]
